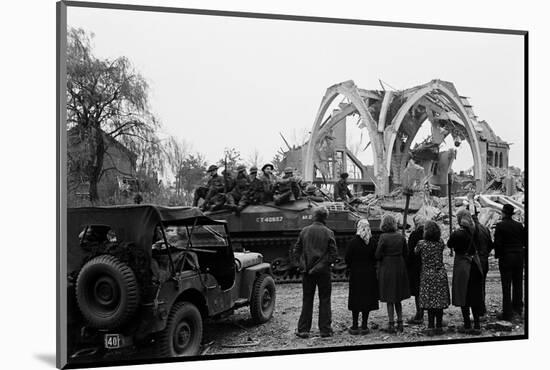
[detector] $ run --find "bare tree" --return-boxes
[164,136,191,196]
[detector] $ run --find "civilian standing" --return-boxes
[407,214,426,324]
[415,221,450,336]
[291,207,338,338]
[345,219,379,335]
[447,209,484,334]
[494,204,525,321]
[376,214,410,333]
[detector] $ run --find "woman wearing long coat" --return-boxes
[376,214,410,333]
[448,209,484,334]
[345,219,379,334]
[415,221,450,335]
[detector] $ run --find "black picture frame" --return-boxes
[57,1,528,369]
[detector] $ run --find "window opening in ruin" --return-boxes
[335,151,344,177]
[346,153,363,179]
[487,150,493,166]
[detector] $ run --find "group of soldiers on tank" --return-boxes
[192,163,355,214]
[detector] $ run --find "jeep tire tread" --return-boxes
[76,255,140,329]
[155,302,203,357]
[250,274,276,324]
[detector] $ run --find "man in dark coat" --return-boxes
[291,207,337,338]
[334,172,353,201]
[494,204,525,320]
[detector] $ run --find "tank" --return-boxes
[207,199,381,282]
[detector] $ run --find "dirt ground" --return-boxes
[80,254,524,366]
[200,254,525,356]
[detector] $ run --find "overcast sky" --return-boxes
[67,6,525,173]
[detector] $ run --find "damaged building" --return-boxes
[281,79,511,196]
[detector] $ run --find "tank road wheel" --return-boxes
[156,302,202,357]
[271,258,290,282]
[250,274,276,324]
[331,258,348,282]
[76,255,139,329]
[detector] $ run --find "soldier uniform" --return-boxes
[260,163,277,202]
[274,167,301,206]
[334,172,353,201]
[304,184,325,203]
[239,166,263,207]
[226,165,250,212]
[201,165,226,211]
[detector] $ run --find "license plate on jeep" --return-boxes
[104,334,122,349]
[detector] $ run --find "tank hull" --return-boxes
[207,200,380,282]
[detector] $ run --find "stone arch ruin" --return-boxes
[304,79,495,195]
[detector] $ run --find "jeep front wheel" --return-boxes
[250,274,276,324]
[76,255,139,329]
[156,302,202,357]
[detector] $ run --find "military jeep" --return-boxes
[67,205,276,358]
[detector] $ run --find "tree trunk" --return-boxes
[88,125,105,202]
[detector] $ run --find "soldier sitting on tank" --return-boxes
[233,165,263,213]
[304,183,326,203]
[192,171,212,207]
[273,167,302,206]
[260,163,278,202]
[225,165,250,213]
[334,172,354,202]
[200,164,227,212]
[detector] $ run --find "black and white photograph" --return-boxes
[55,1,528,368]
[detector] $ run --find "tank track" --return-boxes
[231,235,354,283]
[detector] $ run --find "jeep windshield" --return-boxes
[164,224,229,250]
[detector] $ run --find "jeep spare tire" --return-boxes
[76,255,140,329]
[250,274,276,324]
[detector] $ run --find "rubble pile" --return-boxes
[357,184,524,236]
[485,166,524,193]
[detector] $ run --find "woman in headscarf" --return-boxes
[376,214,410,333]
[407,214,426,324]
[415,221,450,336]
[345,219,379,335]
[447,208,484,334]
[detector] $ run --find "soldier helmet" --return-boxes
[261,163,274,172]
[305,184,317,194]
[237,164,246,172]
[340,172,349,179]
[284,167,293,174]
[207,164,218,173]
[249,166,258,174]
